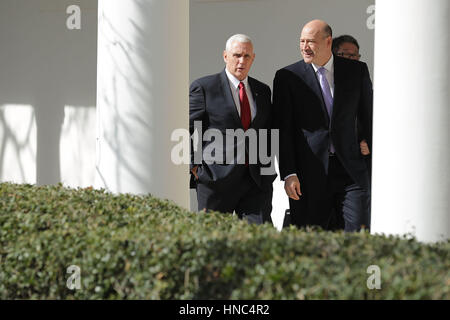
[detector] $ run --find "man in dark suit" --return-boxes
[332,34,362,61]
[190,34,276,224]
[331,34,371,158]
[331,34,372,230]
[273,20,373,231]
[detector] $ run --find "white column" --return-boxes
[372,0,449,242]
[96,0,189,209]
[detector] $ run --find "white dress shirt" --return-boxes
[312,54,334,97]
[284,55,334,181]
[225,68,257,121]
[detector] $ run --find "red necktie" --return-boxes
[238,82,251,131]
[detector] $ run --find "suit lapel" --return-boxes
[331,55,345,125]
[247,77,262,129]
[219,69,243,128]
[301,62,330,126]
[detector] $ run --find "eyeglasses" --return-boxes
[336,52,361,60]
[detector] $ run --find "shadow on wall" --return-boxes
[0,0,97,187]
[0,105,36,183]
[96,0,189,203]
[96,6,154,192]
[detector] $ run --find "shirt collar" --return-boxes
[312,54,334,74]
[225,68,249,89]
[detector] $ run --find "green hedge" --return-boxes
[0,182,448,299]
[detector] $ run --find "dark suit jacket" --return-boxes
[190,69,276,190]
[273,56,373,219]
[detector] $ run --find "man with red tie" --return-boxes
[189,34,276,224]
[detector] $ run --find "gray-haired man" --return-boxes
[190,34,276,224]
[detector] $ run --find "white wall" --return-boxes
[0,0,97,187]
[190,0,375,83]
[190,0,375,228]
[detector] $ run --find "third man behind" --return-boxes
[332,34,361,61]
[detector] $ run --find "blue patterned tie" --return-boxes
[317,67,335,153]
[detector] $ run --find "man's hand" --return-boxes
[360,140,370,156]
[191,165,199,180]
[284,175,302,200]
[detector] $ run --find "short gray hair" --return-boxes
[225,34,253,51]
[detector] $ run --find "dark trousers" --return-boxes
[196,168,273,225]
[326,155,370,232]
